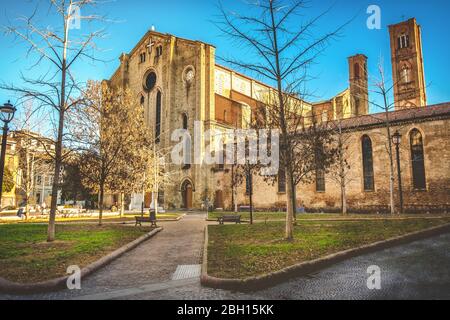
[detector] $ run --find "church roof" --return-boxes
[335,103,450,131]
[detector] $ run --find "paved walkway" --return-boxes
[1,212,212,300]
[1,214,449,300]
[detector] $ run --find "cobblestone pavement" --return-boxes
[1,215,449,300]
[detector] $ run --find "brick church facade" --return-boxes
[105,18,450,213]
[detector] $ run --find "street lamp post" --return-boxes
[392,130,403,214]
[0,101,17,209]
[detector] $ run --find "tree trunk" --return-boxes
[231,165,237,213]
[249,173,253,225]
[120,192,124,218]
[388,157,395,215]
[285,167,295,241]
[47,108,65,242]
[291,185,297,223]
[99,183,104,226]
[154,191,159,217]
[48,27,69,242]
[341,180,347,215]
[386,125,396,215]
[382,93,396,215]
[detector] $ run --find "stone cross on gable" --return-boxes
[147,38,156,53]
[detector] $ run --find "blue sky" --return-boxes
[1,0,449,114]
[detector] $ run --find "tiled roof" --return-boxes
[335,103,450,130]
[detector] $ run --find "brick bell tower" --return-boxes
[348,54,369,116]
[389,18,427,110]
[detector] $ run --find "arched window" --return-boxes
[155,91,162,143]
[140,95,145,106]
[401,66,410,83]
[398,34,410,49]
[362,135,375,191]
[182,113,188,130]
[181,113,191,169]
[217,144,225,171]
[410,129,426,189]
[316,168,325,192]
[156,45,163,57]
[354,63,360,79]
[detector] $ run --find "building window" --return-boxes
[139,52,146,63]
[37,175,42,185]
[223,110,227,122]
[398,34,410,49]
[182,113,188,130]
[354,63,360,78]
[183,66,195,85]
[182,113,191,169]
[155,91,162,143]
[156,45,163,57]
[217,144,226,171]
[410,129,426,189]
[316,168,325,192]
[401,67,410,83]
[140,95,145,106]
[278,168,286,193]
[362,135,375,191]
[144,71,157,91]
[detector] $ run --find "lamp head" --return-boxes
[0,101,16,124]
[392,130,402,146]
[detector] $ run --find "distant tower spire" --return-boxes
[388,18,427,109]
[348,54,369,117]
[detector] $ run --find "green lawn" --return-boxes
[207,218,450,279]
[0,224,153,283]
[208,211,449,221]
[0,213,182,224]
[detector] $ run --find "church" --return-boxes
[104,18,450,213]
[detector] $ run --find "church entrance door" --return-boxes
[181,181,193,210]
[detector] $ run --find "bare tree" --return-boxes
[291,117,337,216]
[217,0,350,239]
[140,144,176,217]
[69,81,151,225]
[350,57,412,215]
[367,60,398,214]
[1,0,108,241]
[328,119,358,215]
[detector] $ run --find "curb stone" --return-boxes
[200,223,450,292]
[0,227,163,295]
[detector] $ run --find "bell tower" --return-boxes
[348,54,369,116]
[389,18,427,110]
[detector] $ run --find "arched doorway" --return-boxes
[215,190,224,209]
[181,180,193,209]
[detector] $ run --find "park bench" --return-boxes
[218,215,241,225]
[135,216,158,227]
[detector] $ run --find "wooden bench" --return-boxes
[135,216,158,227]
[238,206,251,212]
[218,215,241,225]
